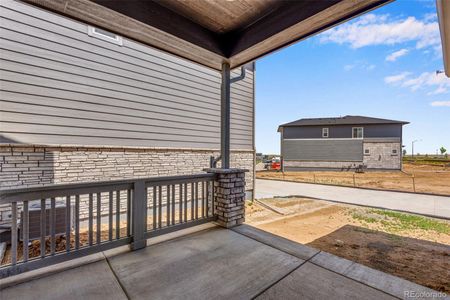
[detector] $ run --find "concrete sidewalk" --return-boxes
[256,179,450,219]
[1,225,439,300]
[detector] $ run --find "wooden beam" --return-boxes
[92,0,223,55]
[229,0,392,69]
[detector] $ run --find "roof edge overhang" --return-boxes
[437,0,450,77]
[22,0,392,71]
[278,122,410,128]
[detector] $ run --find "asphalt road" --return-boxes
[255,179,450,219]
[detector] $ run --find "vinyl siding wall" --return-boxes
[283,124,402,139]
[0,0,254,150]
[282,139,363,161]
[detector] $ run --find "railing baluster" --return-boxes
[109,192,113,241]
[65,196,71,253]
[75,195,80,250]
[206,182,210,217]
[202,181,205,218]
[158,186,162,228]
[116,190,120,239]
[143,188,148,232]
[179,184,182,223]
[172,184,175,225]
[195,182,199,219]
[191,183,194,221]
[23,200,29,262]
[97,193,101,245]
[212,182,215,216]
[166,185,170,226]
[40,198,46,257]
[89,193,93,246]
[127,189,131,236]
[152,186,157,230]
[50,197,56,256]
[184,183,187,222]
[11,202,17,265]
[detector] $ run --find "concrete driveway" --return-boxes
[255,179,450,219]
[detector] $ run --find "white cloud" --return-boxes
[320,14,441,52]
[385,71,450,94]
[344,64,354,71]
[430,101,450,107]
[384,72,411,84]
[427,86,448,95]
[344,62,375,72]
[386,48,409,61]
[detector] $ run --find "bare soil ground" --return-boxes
[256,163,450,195]
[246,198,450,293]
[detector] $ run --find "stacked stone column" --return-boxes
[204,168,248,228]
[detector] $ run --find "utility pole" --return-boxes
[411,139,420,160]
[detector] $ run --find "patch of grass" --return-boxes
[370,209,450,234]
[351,212,378,224]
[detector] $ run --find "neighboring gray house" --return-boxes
[278,116,409,171]
[0,1,255,223]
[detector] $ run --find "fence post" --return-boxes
[412,174,416,193]
[353,174,356,187]
[131,180,147,250]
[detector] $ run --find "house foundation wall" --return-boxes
[0,144,254,224]
[284,160,362,170]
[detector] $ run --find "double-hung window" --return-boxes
[322,128,329,138]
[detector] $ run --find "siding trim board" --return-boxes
[0,1,254,150]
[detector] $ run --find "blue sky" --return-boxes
[255,0,449,155]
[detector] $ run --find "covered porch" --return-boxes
[0,224,435,299]
[1,0,449,298]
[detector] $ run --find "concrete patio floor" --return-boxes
[0,225,440,300]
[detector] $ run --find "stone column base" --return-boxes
[204,168,248,228]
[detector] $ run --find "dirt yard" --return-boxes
[256,162,450,195]
[246,198,450,293]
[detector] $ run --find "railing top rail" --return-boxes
[0,173,216,203]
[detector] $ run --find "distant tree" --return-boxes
[440,146,447,155]
[402,149,407,156]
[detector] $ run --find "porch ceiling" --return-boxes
[23,0,391,70]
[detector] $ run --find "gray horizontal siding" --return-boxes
[283,124,402,139]
[282,139,363,161]
[0,0,254,150]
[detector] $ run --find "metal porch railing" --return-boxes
[0,173,217,278]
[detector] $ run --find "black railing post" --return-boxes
[131,180,147,250]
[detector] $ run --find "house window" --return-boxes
[364,149,370,155]
[322,128,329,138]
[392,149,398,155]
[352,127,363,139]
[88,26,123,46]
